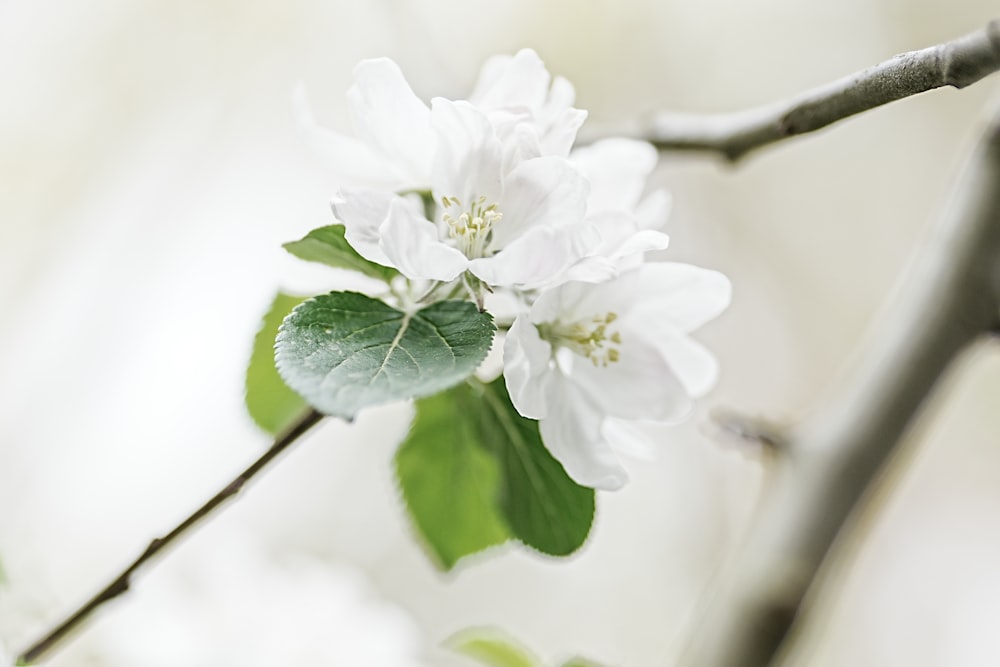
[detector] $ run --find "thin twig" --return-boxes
[678,109,1000,667]
[586,20,1000,162]
[17,408,324,665]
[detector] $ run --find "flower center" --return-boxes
[441,195,502,259]
[539,312,622,367]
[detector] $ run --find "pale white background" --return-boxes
[1,1,999,665]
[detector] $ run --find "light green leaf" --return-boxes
[245,292,309,434]
[448,628,542,667]
[479,379,595,556]
[396,383,510,569]
[283,225,398,282]
[396,378,594,568]
[561,660,609,667]
[276,292,495,419]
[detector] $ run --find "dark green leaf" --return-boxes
[245,292,309,434]
[479,378,595,557]
[396,377,594,569]
[396,384,510,569]
[447,628,541,667]
[276,292,495,419]
[283,225,398,282]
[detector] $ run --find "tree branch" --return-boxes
[16,408,324,665]
[594,20,1000,162]
[678,108,1000,666]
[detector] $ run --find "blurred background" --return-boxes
[1,0,999,665]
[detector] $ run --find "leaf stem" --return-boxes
[17,408,325,665]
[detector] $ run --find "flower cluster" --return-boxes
[301,49,730,490]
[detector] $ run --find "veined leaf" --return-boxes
[396,377,594,569]
[396,384,510,569]
[479,379,595,557]
[283,224,398,283]
[245,292,309,434]
[276,292,494,419]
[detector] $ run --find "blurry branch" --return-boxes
[678,109,1000,667]
[588,20,1000,161]
[16,409,324,665]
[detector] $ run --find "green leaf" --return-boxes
[283,225,398,282]
[561,660,609,667]
[479,378,595,556]
[276,292,495,419]
[396,378,594,569]
[245,292,309,434]
[447,628,542,667]
[396,383,510,569]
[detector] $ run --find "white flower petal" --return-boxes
[539,106,587,157]
[331,187,402,266]
[537,76,586,157]
[469,223,597,290]
[585,211,670,263]
[539,375,628,491]
[378,199,468,281]
[571,138,658,213]
[602,418,658,461]
[635,188,673,231]
[347,59,433,187]
[293,85,401,189]
[570,330,693,422]
[491,156,589,249]
[430,99,504,205]
[625,263,732,335]
[554,256,620,285]
[644,334,720,398]
[612,230,671,265]
[468,48,550,112]
[503,317,554,419]
[556,268,646,322]
[528,278,591,325]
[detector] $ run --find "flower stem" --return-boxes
[17,408,325,665]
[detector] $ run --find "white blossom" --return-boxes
[332,98,597,289]
[504,262,731,490]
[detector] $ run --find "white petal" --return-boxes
[331,187,401,266]
[624,263,732,335]
[467,48,550,112]
[469,223,597,290]
[503,317,554,419]
[571,138,658,213]
[378,199,468,281]
[539,375,628,491]
[635,188,673,231]
[569,330,693,422]
[347,59,433,187]
[475,331,506,383]
[293,85,401,189]
[645,334,720,398]
[602,418,658,461]
[554,268,646,323]
[539,107,587,158]
[430,99,504,205]
[585,211,670,262]
[528,278,591,325]
[611,230,671,262]
[554,256,619,285]
[491,156,589,249]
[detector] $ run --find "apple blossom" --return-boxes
[331,98,598,291]
[504,262,731,490]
